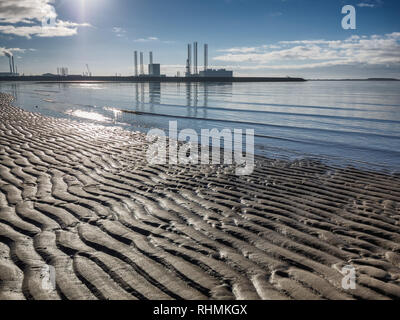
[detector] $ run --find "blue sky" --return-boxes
[0,0,399,78]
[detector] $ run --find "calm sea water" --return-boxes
[1,81,400,172]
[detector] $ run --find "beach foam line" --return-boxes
[0,92,400,300]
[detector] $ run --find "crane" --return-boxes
[86,64,92,77]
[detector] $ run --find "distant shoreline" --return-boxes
[0,75,306,83]
[309,78,399,81]
[1,76,398,83]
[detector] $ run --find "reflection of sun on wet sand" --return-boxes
[0,92,400,300]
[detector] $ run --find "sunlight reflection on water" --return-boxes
[2,80,400,171]
[66,109,110,122]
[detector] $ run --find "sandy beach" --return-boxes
[0,92,400,300]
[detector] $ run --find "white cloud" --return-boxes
[0,47,36,56]
[213,33,400,70]
[113,27,126,37]
[0,22,91,39]
[357,0,383,8]
[0,0,55,24]
[133,36,175,44]
[134,37,159,42]
[217,47,259,53]
[113,27,124,33]
[357,3,376,7]
[0,0,91,38]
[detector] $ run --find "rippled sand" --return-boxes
[0,92,400,300]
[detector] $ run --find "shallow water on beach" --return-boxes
[1,80,400,171]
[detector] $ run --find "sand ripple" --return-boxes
[0,93,400,300]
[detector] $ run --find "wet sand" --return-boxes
[0,92,400,300]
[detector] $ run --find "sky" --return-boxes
[0,0,399,78]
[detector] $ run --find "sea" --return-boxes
[1,80,399,172]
